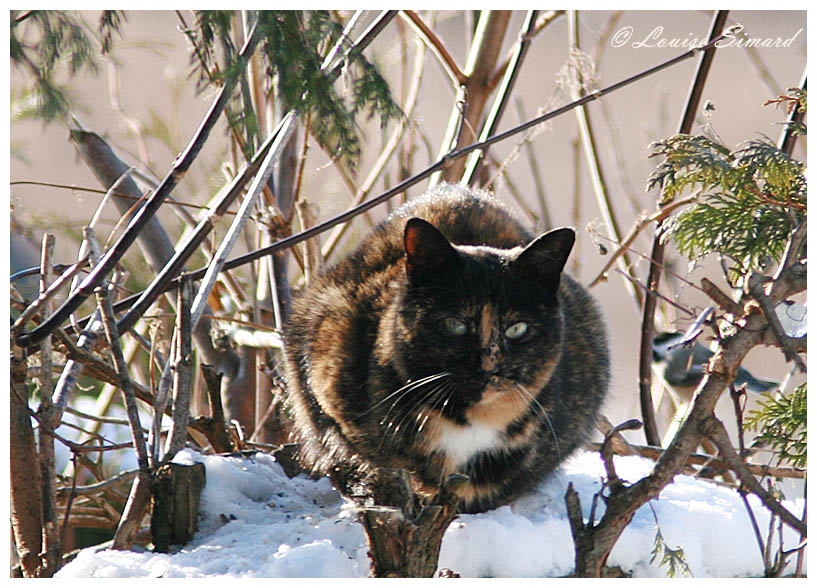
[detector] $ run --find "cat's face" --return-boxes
[389,218,574,427]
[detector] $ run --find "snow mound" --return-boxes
[57,449,806,578]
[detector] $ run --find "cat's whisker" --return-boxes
[378,378,446,430]
[416,382,453,433]
[376,376,453,452]
[387,381,446,437]
[514,383,562,463]
[384,381,451,455]
[354,371,451,422]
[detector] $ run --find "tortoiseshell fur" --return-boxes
[283,184,609,513]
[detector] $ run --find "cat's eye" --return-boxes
[505,321,528,340]
[444,317,468,336]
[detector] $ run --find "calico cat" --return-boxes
[283,184,609,513]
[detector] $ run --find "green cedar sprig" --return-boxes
[10,10,125,122]
[189,11,402,170]
[745,383,807,469]
[646,95,806,278]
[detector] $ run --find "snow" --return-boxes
[57,449,806,578]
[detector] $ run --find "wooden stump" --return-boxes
[151,462,206,552]
[357,468,465,577]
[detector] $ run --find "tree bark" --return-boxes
[151,462,207,553]
[358,468,464,577]
[434,10,511,185]
[10,349,45,577]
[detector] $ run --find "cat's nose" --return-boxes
[481,345,500,372]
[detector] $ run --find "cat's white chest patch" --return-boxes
[435,422,503,466]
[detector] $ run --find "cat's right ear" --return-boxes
[512,227,575,292]
[404,218,458,285]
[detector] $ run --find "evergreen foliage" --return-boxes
[186,11,402,168]
[650,526,693,578]
[10,10,124,121]
[648,93,807,474]
[746,383,807,469]
[647,99,806,279]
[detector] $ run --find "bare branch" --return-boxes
[57,469,139,498]
[68,29,743,319]
[17,23,263,348]
[95,284,150,474]
[567,12,641,311]
[400,11,467,86]
[164,274,195,461]
[189,113,296,331]
[637,11,731,447]
[700,277,742,316]
[432,10,512,186]
[746,272,807,372]
[462,10,538,185]
[12,257,89,333]
[701,417,806,536]
[10,355,44,577]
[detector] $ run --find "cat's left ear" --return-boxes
[512,227,575,292]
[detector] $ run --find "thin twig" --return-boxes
[17,22,264,348]
[567,11,641,311]
[64,403,143,429]
[587,440,805,480]
[514,98,551,228]
[74,29,740,318]
[164,274,195,460]
[51,228,107,418]
[59,452,80,552]
[776,71,807,157]
[462,10,538,185]
[702,417,806,536]
[637,11,731,447]
[190,113,296,331]
[588,195,696,288]
[12,257,89,333]
[53,326,155,407]
[321,10,398,78]
[615,270,696,319]
[320,24,428,260]
[400,10,467,86]
[150,329,176,467]
[57,469,139,498]
[13,385,135,454]
[741,488,769,566]
[95,285,150,474]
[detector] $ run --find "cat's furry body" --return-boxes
[283,184,609,513]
